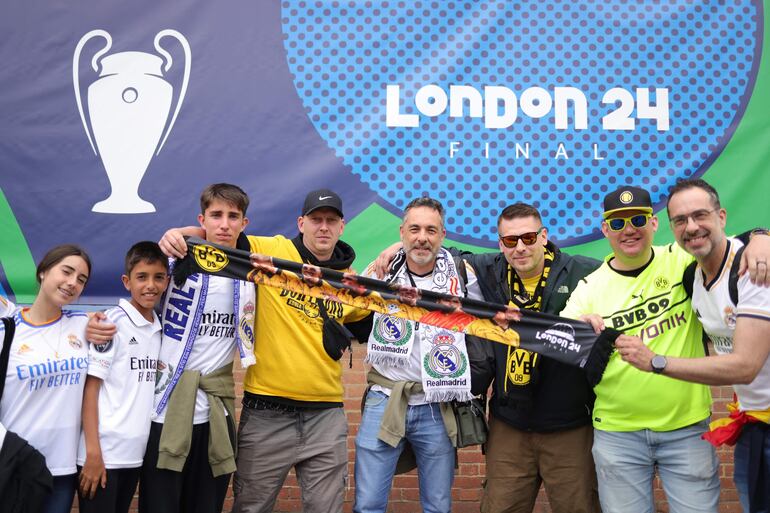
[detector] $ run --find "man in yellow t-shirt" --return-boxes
[159,189,369,513]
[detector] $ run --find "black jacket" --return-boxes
[461,243,600,432]
[0,430,53,513]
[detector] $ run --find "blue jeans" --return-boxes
[354,390,455,513]
[592,420,720,513]
[43,474,77,513]
[734,423,770,513]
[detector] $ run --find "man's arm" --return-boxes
[462,262,496,395]
[86,311,117,344]
[158,226,205,258]
[739,231,770,286]
[79,375,107,499]
[372,241,402,279]
[617,317,770,385]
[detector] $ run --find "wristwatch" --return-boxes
[651,354,667,374]
[750,228,770,239]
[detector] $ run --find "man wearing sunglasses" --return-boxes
[614,179,770,513]
[458,203,602,513]
[561,185,770,513]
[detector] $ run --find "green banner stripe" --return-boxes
[0,188,36,302]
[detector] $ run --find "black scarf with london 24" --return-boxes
[174,237,619,386]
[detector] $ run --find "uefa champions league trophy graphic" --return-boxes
[73,29,191,213]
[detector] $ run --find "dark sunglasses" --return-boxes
[605,214,651,232]
[499,228,544,248]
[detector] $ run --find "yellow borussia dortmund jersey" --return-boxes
[244,235,369,403]
[561,244,711,432]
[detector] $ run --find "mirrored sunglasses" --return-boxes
[606,214,651,232]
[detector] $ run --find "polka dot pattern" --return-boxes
[281,0,760,245]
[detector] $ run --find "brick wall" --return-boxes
[76,347,742,513]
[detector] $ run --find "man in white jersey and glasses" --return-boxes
[617,178,770,512]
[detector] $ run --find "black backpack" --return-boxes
[0,317,15,402]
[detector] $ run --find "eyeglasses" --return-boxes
[499,228,544,248]
[669,209,717,229]
[605,214,651,232]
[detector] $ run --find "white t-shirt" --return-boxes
[77,299,161,468]
[155,276,236,424]
[372,262,484,405]
[693,238,770,411]
[0,296,17,317]
[0,309,89,476]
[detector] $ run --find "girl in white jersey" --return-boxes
[0,245,91,513]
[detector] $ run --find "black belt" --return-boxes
[242,395,304,413]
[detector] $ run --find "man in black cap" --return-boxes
[155,187,370,513]
[560,185,770,513]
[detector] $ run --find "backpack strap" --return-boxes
[729,245,745,306]
[453,256,468,297]
[680,261,709,356]
[682,261,696,299]
[0,316,16,403]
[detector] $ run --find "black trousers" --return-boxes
[138,421,234,513]
[77,467,140,513]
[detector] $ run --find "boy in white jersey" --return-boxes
[617,179,770,512]
[144,184,253,513]
[77,242,169,513]
[87,184,256,513]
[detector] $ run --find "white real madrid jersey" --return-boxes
[693,238,770,411]
[0,309,89,476]
[155,276,236,424]
[77,299,161,468]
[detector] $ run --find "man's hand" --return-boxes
[615,334,655,372]
[86,312,117,344]
[740,232,770,286]
[79,452,107,499]
[579,314,605,335]
[158,226,205,259]
[373,242,403,279]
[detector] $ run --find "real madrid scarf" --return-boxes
[173,237,619,386]
[367,248,473,403]
[154,234,256,418]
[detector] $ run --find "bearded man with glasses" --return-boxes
[614,178,770,513]
[561,185,770,513]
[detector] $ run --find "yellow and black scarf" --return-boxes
[503,250,553,404]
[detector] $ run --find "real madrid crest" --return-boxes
[374,315,412,346]
[239,301,255,349]
[724,306,737,329]
[68,333,83,349]
[423,332,467,379]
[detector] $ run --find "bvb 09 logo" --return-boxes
[193,245,228,272]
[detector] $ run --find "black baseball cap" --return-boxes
[603,186,653,218]
[302,189,344,217]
